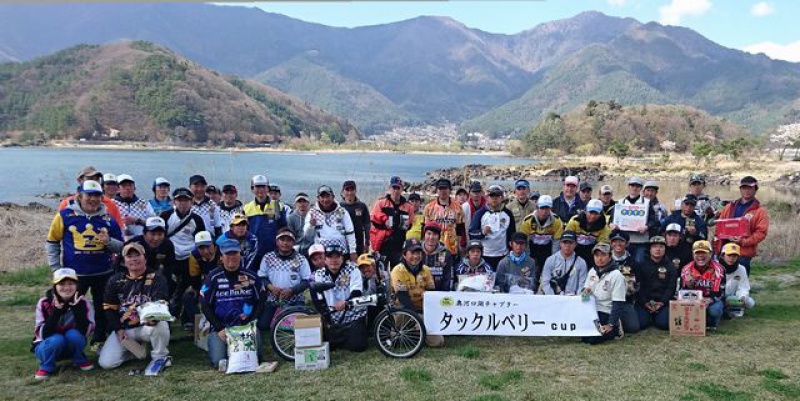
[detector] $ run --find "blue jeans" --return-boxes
[619,303,640,334]
[34,329,88,372]
[707,299,724,328]
[207,329,263,367]
[636,304,670,330]
[627,243,649,265]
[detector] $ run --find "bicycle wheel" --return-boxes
[373,308,426,358]
[270,307,314,361]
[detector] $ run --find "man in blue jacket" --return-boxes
[661,194,708,246]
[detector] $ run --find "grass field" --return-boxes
[1,263,798,401]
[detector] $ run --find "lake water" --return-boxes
[2,147,795,208]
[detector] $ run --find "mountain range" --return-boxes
[1,3,798,135]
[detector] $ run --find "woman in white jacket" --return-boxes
[720,243,755,318]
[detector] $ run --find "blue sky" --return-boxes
[219,1,800,62]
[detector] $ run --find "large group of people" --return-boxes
[34,166,769,378]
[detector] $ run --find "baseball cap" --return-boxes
[52,268,78,284]
[206,185,220,194]
[231,214,248,226]
[422,221,441,236]
[692,240,712,254]
[218,239,240,254]
[665,223,683,233]
[579,182,593,192]
[530,191,541,200]
[153,177,170,188]
[103,173,117,184]
[172,187,192,199]
[560,230,577,242]
[324,244,343,256]
[435,178,452,189]
[403,238,423,252]
[644,180,659,190]
[122,242,146,257]
[295,192,310,202]
[308,244,325,256]
[408,193,422,202]
[455,187,468,196]
[194,231,213,247]
[564,176,579,186]
[627,176,644,186]
[390,176,403,188]
[144,216,166,232]
[466,239,483,251]
[251,175,269,186]
[740,176,758,187]
[511,232,527,244]
[586,199,603,213]
[600,185,613,195]
[469,181,483,192]
[117,174,134,184]
[276,227,296,241]
[222,184,237,194]
[515,179,530,189]
[722,243,741,255]
[592,242,611,254]
[682,194,698,205]
[81,180,103,195]
[268,184,281,192]
[488,185,504,196]
[690,174,706,184]
[77,166,101,180]
[189,175,207,185]
[609,230,630,243]
[357,253,375,267]
[342,180,357,190]
[317,185,334,196]
[537,195,553,208]
[649,236,667,246]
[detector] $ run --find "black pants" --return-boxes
[77,273,112,343]
[581,312,619,345]
[327,317,368,352]
[484,255,505,271]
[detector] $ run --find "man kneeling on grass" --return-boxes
[680,240,725,330]
[391,239,444,347]
[581,243,627,345]
[98,243,171,370]
[719,243,756,318]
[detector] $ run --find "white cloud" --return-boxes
[607,0,627,6]
[751,2,775,17]
[744,41,800,62]
[659,0,712,25]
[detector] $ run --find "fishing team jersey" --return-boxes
[423,243,457,291]
[114,195,156,240]
[613,252,640,302]
[584,264,626,314]
[305,203,357,253]
[680,261,726,300]
[191,196,222,237]
[102,271,169,331]
[423,198,466,254]
[469,207,515,258]
[46,202,123,276]
[200,267,262,331]
[258,251,312,305]
[161,209,206,260]
[520,212,564,247]
[188,248,221,279]
[391,262,435,312]
[219,200,244,233]
[216,230,259,272]
[244,198,288,263]
[312,263,366,323]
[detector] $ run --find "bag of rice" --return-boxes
[225,321,259,374]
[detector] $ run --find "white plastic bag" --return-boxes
[225,321,259,374]
[137,300,175,322]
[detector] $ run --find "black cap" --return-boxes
[609,229,630,243]
[682,194,698,205]
[530,191,541,200]
[205,185,220,194]
[422,222,441,236]
[469,181,483,192]
[740,176,758,187]
[324,244,343,256]
[560,230,577,242]
[579,182,593,192]
[408,193,421,201]
[435,178,452,189]
[511,232,527,244]
[342,180,357,190]
[172,187,192,199]
[403,239,423,252]
[222,184,237,193]
[317,185,334,196]
[189,175,207,185]
[466,239,483,251]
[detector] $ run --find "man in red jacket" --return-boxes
[717,176,769,274]
[370,176,414,266]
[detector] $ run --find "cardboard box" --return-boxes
[294,315,323,348]
[669,300,706,337]
[715,218,750,240]
[194,314,210,351]
[295,342,330,371]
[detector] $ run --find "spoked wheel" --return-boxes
[270,307,314,361]
[373,308,426,358]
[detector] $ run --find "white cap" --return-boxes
[309,244,325,256]
[194,231,213,246]
[154,177,170,186]
[251,175,269,186]
[537,195,553,208]
[564,176,579,186]
[81,180,103,194]
[117,174,134,184]
[586,199,603,213]
[644,180,659,189]
[627,176,644,186]
[600,185,613,195]
[145,216,166,231]
[53,268,78,284]
[665,223,683,233]
[103,173,117,183]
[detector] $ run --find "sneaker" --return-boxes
[34,369,51,380]
[77,361,95,371]
[218,358,228,373]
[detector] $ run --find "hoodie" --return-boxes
[33,290,94,346]
[423,242,457,291]
[565,212,611,262]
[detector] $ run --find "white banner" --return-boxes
[613,203,648,231]
[423,292,600,336]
